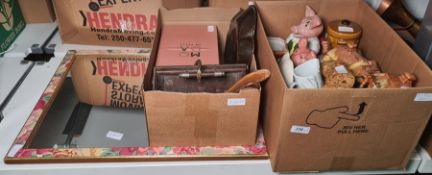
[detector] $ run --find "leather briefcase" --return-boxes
[223,5,257,66]
[153,60,248,93]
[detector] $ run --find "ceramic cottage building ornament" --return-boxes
[286,5,323,55]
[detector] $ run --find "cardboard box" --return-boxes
[143,8,261,147]
[0,0,25,54]
[18,0,56,23]
[209,0,248,8]
[71,50,150,108]
[255,0,432,172]
[209,0,274,8]
[162,0,201,9]
[52,0,162,48]
[156,25,219,66]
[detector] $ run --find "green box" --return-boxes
[0,0,25,54]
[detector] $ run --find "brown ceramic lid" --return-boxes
[328,20,362,39]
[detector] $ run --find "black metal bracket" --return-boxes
[0,28,58,123]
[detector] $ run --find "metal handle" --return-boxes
[177,59,226,82]
[179,72,226,79]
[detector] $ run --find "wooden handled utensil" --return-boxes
[225,69,271,93]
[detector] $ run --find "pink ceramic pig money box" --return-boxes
[286,5,323,55]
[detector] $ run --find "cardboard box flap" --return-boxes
[162,0,201,10]
[256,15,288,167]
[145,87,260,146]
[160,8,240,23]
[144,10,163,91]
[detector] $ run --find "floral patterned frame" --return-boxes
[4,50,268,163]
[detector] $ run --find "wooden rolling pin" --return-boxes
[225,69,271,93]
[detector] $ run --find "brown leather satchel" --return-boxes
[223,4,257,66]
[153,60,248,93]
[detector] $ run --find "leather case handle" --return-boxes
[178,59,226,82]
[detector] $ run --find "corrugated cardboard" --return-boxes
[52,0,162,48]
[209,0,249,8]
[18,0,56,23]
[209,0,274,8]
[255,0,432,172]
[71,51,150,108]
[143,8,261,147]
[162,0,201,9]
[0,0,25,53]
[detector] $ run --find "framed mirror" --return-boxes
[4,50,267,163]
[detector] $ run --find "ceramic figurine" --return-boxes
[286,5,323,55]
[322,42,416,89]
[321,61,356,88]
[321,42,376,88]
[360,72,416,88]
[291,38,317,66]
[322,42,380,78]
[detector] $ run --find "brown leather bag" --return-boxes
[153,60,248,93]
[223,4,257,66]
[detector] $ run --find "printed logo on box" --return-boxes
[77,0,158,44]
[178,43,202,58]
[90,56,147,109]
[305,102,369,134]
